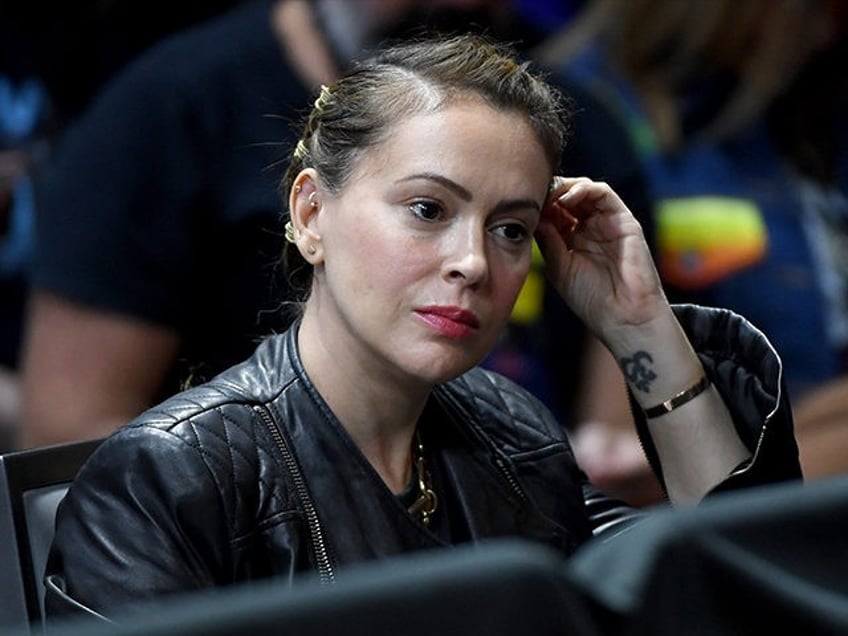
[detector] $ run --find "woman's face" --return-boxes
[307,99,552,387]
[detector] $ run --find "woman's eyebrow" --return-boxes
[397,172,541,212]
[397,173,472,201]
[494,199,541,214]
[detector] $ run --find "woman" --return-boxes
[45,34,800,620]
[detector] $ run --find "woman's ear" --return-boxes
[289,169,324,264]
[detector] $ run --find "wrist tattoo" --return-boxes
[620,351,657,393]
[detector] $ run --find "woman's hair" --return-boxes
[280,33,571,297]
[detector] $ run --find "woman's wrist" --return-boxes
[603,308,706,412]
[601,307,752,503]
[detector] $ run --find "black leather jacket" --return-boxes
[46,305,801,619]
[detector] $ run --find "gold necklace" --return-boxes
[407,432,438,526]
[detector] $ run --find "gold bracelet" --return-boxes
[643,375,711,418]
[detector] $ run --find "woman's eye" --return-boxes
[408,200,443,222]
[493,223,529,243]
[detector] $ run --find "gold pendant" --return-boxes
[408,433,438,525]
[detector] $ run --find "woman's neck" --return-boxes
[296,311,430,493]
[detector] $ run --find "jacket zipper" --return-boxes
[629,398,670,499]
[254,404,335,584]
[493,455,529,503]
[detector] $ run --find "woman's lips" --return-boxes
[415,306,481,339]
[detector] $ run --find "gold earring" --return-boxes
[309,191,318,208]
[284,221,296,243]
[294,184,302,194]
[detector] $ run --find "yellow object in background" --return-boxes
[656,196,768,290]
[511,241,545,325]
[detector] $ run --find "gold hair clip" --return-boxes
[314,84,332,111]
[294,139,308,160]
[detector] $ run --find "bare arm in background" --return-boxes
[18,290,180,448]
[792,377,848,480]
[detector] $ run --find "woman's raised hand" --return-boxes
[534,177,668,340]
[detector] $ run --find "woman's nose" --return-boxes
[443,226,488,287]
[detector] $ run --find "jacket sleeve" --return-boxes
[45,424,231,620]
[634,304,803,495]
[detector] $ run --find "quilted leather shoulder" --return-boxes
[439,367,570,458]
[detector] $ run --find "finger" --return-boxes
[539,197,584,249]
[544,177,586,227]
[547,175,593,199]
[549,178,622,219]
[535,216,578,261]
[542,199,580,235]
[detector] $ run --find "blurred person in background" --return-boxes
[0,0,247,450]
[537,0,848,486]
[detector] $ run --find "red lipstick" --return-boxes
[415,306,481,339]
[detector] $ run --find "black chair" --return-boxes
[45,539,603,636]
[568,475,848,635]
[0,439,102,633]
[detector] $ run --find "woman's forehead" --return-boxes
[344,103,552,194]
